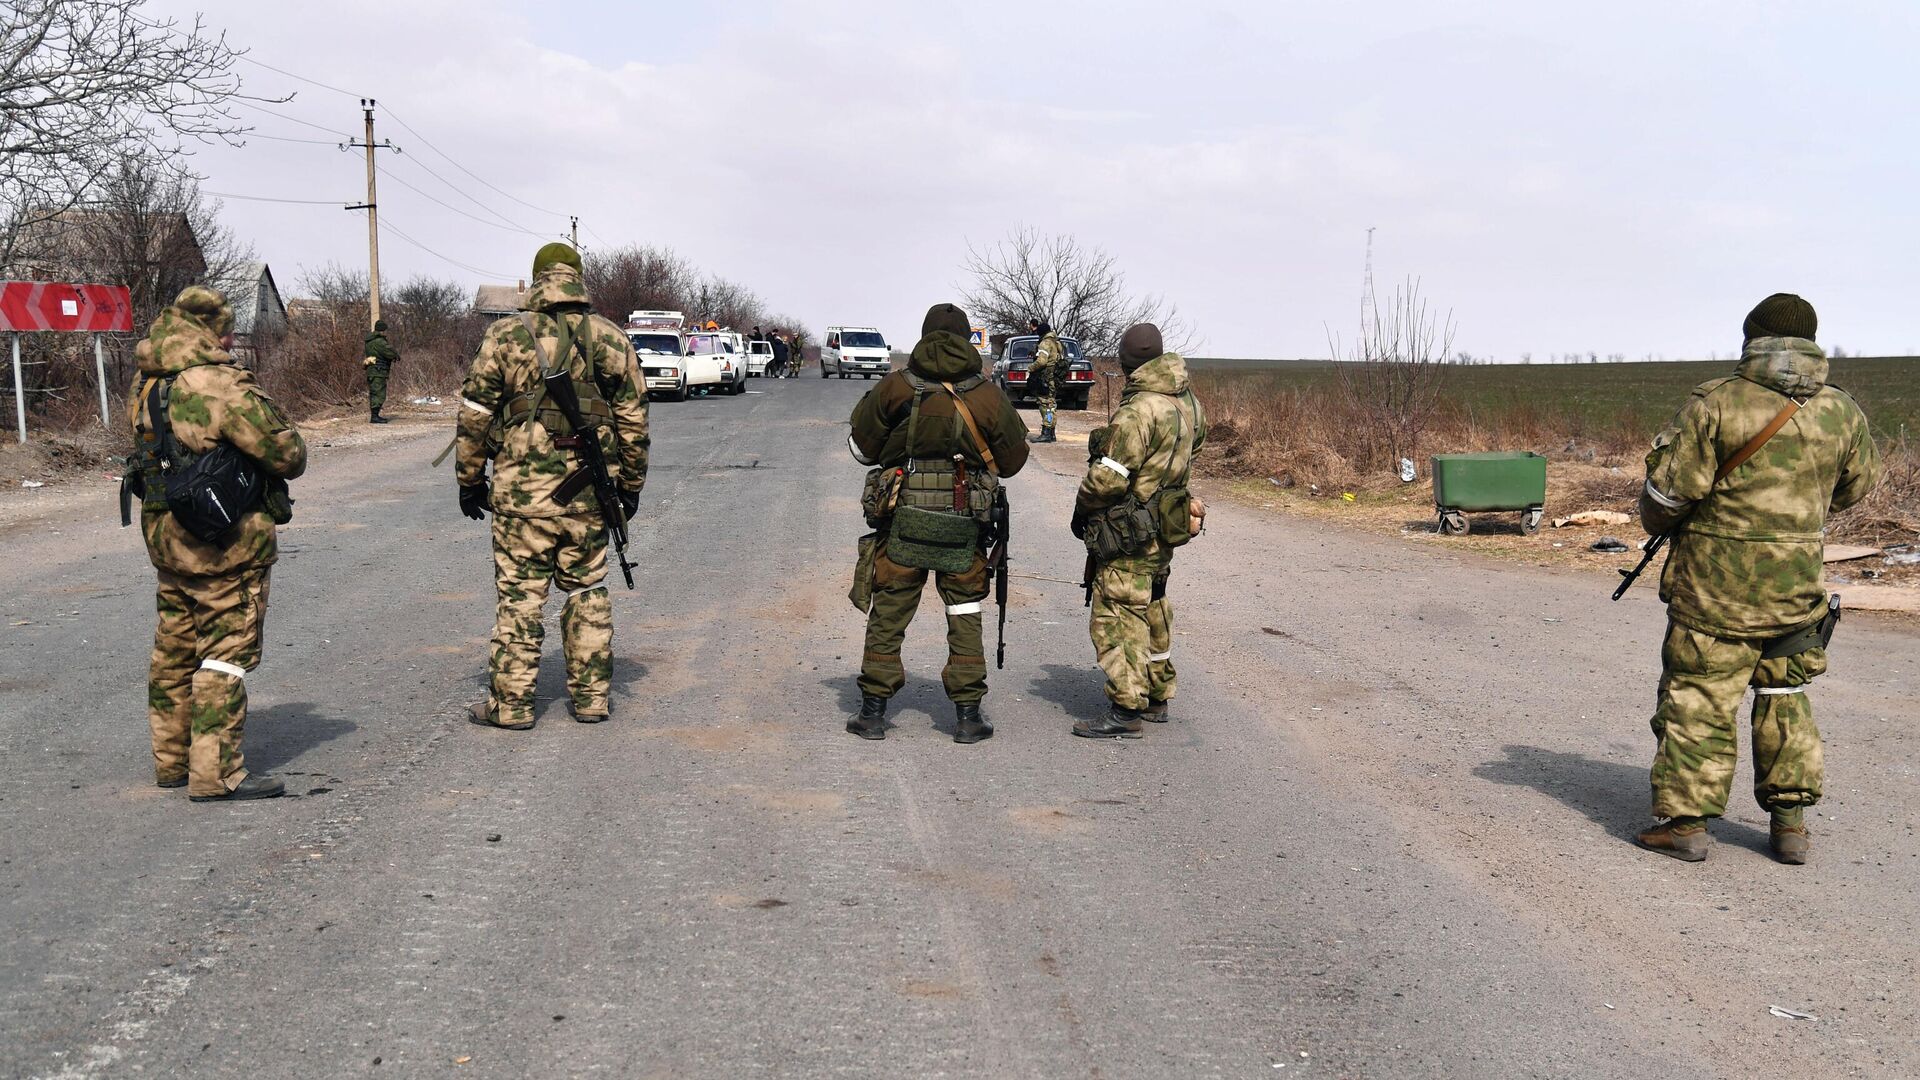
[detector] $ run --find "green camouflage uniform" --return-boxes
[1638,336,1879,819]
[128,288,308,796]
[454,264,650,726]
[1075,352,1206,711]
[364,329,398,412]
[1030,331,1064,426]
[849,331,1028,703]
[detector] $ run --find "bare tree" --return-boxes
[960,226,1195,356]
[1,0,259,269]
[583,244,698,320]
[1331,277,1453,474]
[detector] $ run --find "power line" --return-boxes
[381,105,567,219]
[233,99,352,138]
[235,54,364,99]
[391,150,545,236]
[205,190,346,206]
[243,131,342,146]
[381,218,516,280]
[377,163,545,237]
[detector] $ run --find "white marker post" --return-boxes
[94,334,110,427]
[11,334,23,444]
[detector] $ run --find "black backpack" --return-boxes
[132,377,265,543]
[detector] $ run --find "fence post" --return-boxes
[94,334,111,428]
[11,333,23,444]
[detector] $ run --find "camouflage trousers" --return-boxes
[486,513,612,726]
[149,567,270,796]
[1090,551,1175,711]
[859,545,990,704]
[1649,620,1826,819]
[1030,362,1058,425]
[366,366,388,411]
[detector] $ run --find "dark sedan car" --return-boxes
[991,334,1093,410]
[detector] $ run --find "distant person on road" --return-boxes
[845,303,1029,743]
[364,319,399,424]
[125,286,308,802]
[1070,322,1206,739]
[1026,316,1063,443]
[454,242,651,730]
[1634,293,1879,865]
[769,332,790,378]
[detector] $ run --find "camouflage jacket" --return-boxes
[1640,336,1880,638]
[128,302,308,576]
[849,330,1029,476]
[364,331,399,370]
[1030,332,1064,372]
[455,264,650,518]
[1077,352,1208,550]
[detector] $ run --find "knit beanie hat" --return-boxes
[921,303,970,338]
[532,242,584,277]
[1743,293,1817,343]
[1119,323,1163,370]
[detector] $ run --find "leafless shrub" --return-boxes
[960,225,1195,356]
[1830,431,1920,547]
[1331,278,1453,476]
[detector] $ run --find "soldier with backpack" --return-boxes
[123,285,308,801]
[453,243,651,730]
[845,303,1029,743]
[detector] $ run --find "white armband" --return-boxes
[1097,456,1131,479]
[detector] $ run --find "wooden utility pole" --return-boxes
[345,99,396,329]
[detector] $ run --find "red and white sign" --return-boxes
[0,281,134,333]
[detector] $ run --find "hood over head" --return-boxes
[908,330,983,381]
[520,263,592,313]
[921,302,970,339]
[1736,336,1828,400]
[1124,351,1190,396]
[143,286,235,375]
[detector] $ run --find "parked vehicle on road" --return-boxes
[992,334,1093,410]
[747,338,773,377]
[684,330,744,395]
[821,326,891,379]
[628,310,688,401]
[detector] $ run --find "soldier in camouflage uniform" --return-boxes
[1070,323,1206,738]
[455,243,650,730]
[364,319,399,424]
[128,286,308,801]
[1635,294,1879,864]
[1026,317,1063,443]
[847,303,1029,743]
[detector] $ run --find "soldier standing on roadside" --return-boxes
[846,303,1029,743]
[364,319,399,424]
[455,243,651,730]
[1027,316,1063,443]
[1070,323,1206,739]
[127,286,307,801]
[1634,294,1879,865]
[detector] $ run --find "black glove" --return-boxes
[459,483,491,520]
[1070,508,1089,540]
[618,489,640,522]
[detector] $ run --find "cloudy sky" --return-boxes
[154,0,1918,360]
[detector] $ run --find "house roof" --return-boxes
[474,284,523,315]
[224,262,286,337]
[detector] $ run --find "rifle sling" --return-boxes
[939,381,999,477]
[1713,398,1801,484]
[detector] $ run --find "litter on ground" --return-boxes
[1552,510,1631,528]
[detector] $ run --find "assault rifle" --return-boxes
[987,486,1011,668]
[545,369,637,589]
[1612,531,1670,601]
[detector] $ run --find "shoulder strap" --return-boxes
[940,381,999,477]
[1713,398,1801,484]
[145,377,181,463]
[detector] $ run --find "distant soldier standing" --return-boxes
[364,319,399,424]
[1635,294,1879,864]
[126,286,307,800]
[1070,323,1206,738]
[846,303,1029,743]
[1027,316,1063,443]
[455,243,651,729]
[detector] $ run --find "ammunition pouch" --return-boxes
[850,531,879,612]
[1154,486,1194,547]
[1761,595,1841,659]
[1083,498,1158,562]
[887,505,981,573]
[861,466,905,528]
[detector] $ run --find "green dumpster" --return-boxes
[1430,451,1547,535]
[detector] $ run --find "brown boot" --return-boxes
[1637,818,1711,862]
[1770,816,1811,865]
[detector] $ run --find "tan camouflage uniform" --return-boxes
[1639,336,1879,820]
[128,287,307,796]
[1030,331,1064,427]
[455,263,649,726]
[1075,352,1206,711]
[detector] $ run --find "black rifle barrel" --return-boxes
[542,369,637,589]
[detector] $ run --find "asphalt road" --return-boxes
[2,377,1915,1079]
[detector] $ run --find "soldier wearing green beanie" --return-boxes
[364,318,399,423]
[1635,292,1879,865]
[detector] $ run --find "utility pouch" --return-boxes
[1083,498,1157,562]
[861,466,904,528]
[141,378,265,543]
[1154,487,1194,547]
[1761,594,1841,659]
[850,531,880,612]
[888,504,980,573]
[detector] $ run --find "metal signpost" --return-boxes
[0,281,135,442]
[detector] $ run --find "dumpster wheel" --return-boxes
[1520,507,1544,535]
[1437,510,1469,535]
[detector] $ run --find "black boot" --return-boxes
[1072,705,1144,739]
[188,773,286,802]
[847,695,887,740]
[953,702,993,744]
[1141,701,1169,723]
[370,407,390,424]
[1027,424,1056,443]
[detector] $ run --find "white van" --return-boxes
[821,326,891,379]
